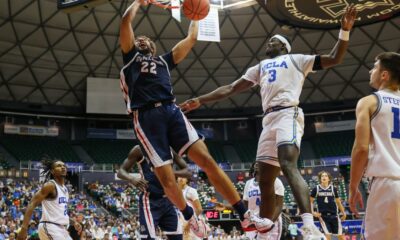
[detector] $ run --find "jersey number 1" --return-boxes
[392,107,400,139]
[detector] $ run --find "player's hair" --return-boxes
[40,155,58,182]
[376,52,400,84]
[318,170,332,183]
[136,35,157,56]
[249,162,257,177]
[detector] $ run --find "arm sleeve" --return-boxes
[310,187,317,198]
[122,47,138,65]
[274,178,285,196]
[160,51,177,70]
[241,65,260,86]
[242,180,251,201]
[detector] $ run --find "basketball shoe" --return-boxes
[241,210,275,233]
[299,224,327,240]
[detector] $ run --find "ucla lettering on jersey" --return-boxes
[260,60,288,74]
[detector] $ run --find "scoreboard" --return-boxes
[204,210,240,221]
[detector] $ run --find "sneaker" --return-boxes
[299,224,327,240]
[188,214,208,238]
[241,210,274,233]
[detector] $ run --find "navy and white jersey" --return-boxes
[120,47,177,111]
[137,157,165,198]
[40,180,69,225]
[310,184,338,214]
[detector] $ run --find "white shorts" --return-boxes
[364,177,400,240]
[38,222,72,240]
[257,215,282,240]
[245,230,258,239]
[256,107,304,167]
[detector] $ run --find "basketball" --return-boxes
[183,0,210,21]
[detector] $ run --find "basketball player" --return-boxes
[17,159,81,240]
[119,0,271,233]
[177,176,207,240]
[310,171,346,240]
[118,145,195,240]
[349,52,400,239]
[215,162,284,240]
[180,5,356,239]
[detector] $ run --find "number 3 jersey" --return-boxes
[242,54,316,111]
[40,180,69,225]
[366,89,400,178]
[120,48,177,111]
[243,177,284,215]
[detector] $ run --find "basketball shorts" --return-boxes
[319,214,342,235]
[38,222,72,240]
[256,107,304,167]
[364,177,400,239]
[133,103,200,167]
[139,192,182,240]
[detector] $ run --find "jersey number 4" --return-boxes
[392,107,400,139]
[141,62,157,74]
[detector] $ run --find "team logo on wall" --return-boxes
[259,0,400,29]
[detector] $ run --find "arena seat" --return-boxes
[312,131,355,157]
[80,139,136,164]
[0,136,80,162]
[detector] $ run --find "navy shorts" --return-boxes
[320,214,342,235]
[139,192,182,240]
[133,103,200,167]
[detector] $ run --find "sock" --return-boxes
[301,213,314,226]
[181,204,194,221]
[232,201,247,221]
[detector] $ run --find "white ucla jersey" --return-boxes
[242,54,316,111]
[365,89,400,178]
[243,178,284,215]
[40,180,69,225]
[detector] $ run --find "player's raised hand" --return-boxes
[341,4,357,31]
[349,188,364,218]
[129,177,148,192]
[179,98,201,114]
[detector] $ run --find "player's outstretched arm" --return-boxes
[118,145,148,191]
[179,79,254,113]
[349,95,376,217]
[320,4,357,69]
[120,0,146,54]
[18,183,55,240]
[172,21,198,64]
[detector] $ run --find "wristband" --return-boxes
[339,29,350,41]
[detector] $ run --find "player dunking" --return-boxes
[180,5,356,239]
[310,171,346,240]
[118,146,196,240]
[349,52,400,239]
[18,159,81,240]
[119,0,270,234]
